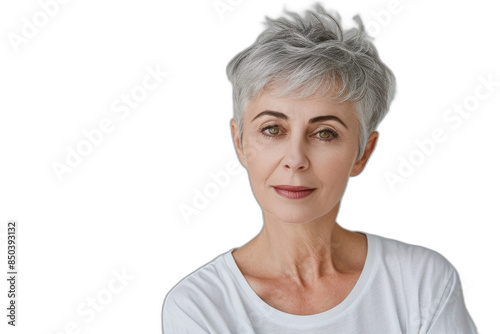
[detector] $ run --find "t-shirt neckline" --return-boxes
[222,232,376,326]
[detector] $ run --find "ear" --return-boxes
[231,119,247,168]
[350,131,379,177]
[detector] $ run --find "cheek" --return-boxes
[245,145,279,184]
[244,132,281,166]
[312,149,355,186]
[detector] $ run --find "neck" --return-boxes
[245,205,366,287]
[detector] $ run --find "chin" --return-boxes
[264,205,324,225]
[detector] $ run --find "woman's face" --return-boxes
[231,89,377,224]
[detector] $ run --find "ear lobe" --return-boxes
[350,131,379,177]
[231,119,247,168]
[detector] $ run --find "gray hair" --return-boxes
[226,2,396,160]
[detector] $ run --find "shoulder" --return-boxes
[162,249,236,314]
[366,234,477,332]
[368,233,457,285]
[162,250,235,333]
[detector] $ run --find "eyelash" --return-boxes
[260,125,339,142]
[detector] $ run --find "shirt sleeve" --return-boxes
[162,291,210,334]
[426,268,477,334]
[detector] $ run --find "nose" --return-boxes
[282,138,310,172]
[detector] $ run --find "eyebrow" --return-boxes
[251,110,348,129]
[251,110,287,122]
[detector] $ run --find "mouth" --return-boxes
[272,185,316,199]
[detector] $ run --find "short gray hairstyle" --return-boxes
[226,2,396,160]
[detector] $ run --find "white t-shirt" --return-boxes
[162,233,477,333]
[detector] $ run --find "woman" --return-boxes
[163,3,477,333]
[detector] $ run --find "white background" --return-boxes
[1,0,499,333]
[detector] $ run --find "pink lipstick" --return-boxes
[272,185,315,199]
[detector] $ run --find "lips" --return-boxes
[272,185,315,199]
[273,185,314,191]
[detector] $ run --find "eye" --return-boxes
[261,125,282,137]
[315,129,338,141]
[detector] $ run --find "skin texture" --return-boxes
[230,88,379,315]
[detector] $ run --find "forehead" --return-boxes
[245,89,357,120]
